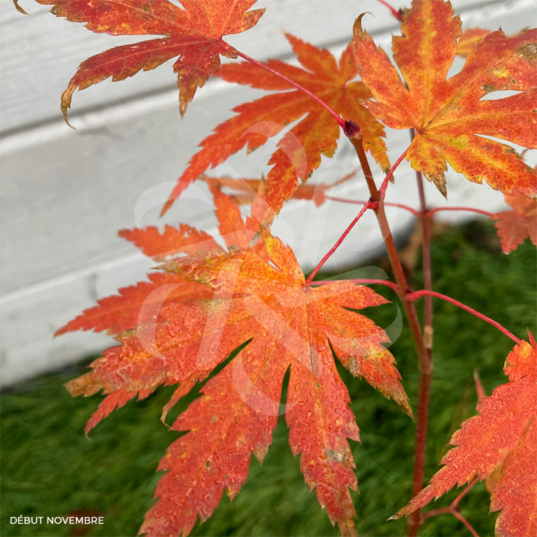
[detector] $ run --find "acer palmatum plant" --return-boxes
[15,0,537,535]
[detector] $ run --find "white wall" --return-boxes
[1,0,534,386]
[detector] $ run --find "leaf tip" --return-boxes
[13,0,28,15]
[160,409,172,429]
[160,199,174,217]
[53,327,64,338]
[353,12,373,37]
[179,100,188,119]
[473,370,487,402]
[61,86,77,130]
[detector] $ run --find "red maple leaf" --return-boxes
[162,34,390,216]
[32,0,264,122]
[352,0,537,198]
[494,188,537,254]
[61,187,411,536]
[394,334,537,537]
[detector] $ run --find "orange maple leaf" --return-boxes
[162,34,390,216]
[55,272,210,336]
[56,182,261,336]
[203,168,357,207]
[352,0,537,198]
[394,334,537,537]
[493,188,537,254]
[456,28,490,57]
[61,189,410,537]
[32,0,264,122]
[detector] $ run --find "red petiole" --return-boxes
[325,196,496,220]
[422,478,481,537]
[375,0,404,21]
[305,200,377,284]
[324,196,421,217]
[378,147,410,199]
[426,207,494,218]
[406,290,521,344]
[310,278,399,292]
[235,50,345,129]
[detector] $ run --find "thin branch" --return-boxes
[423,478,481,537]
[324,195,421,217]
[415,169,433,339]
[422,507,451,518]
[305,201,377,284]
[324,196,495,220]
[426,207,494,218]
[409,388,431,532]
[452,477,480,507]
[409,365,433,535]
[310,278,399,292]
[408,130,434,537]
[406,290,521,344]
[378,147,410,199]
[344,120,430,374]
[235,50,345,129]
[451,511,480,537]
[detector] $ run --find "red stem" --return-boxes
[324,195,421,217]
[423,507,450,517]
[305,201,377,284]
[376,0,403,20]
[408,368,432,537]
[345,123,430,373]
[406,290,521,344]
[423,478,481,537]
[452,477,480,507]
[451,511,480,537]
[426,207,494,218]
[323,196,495,220]
[408,142,433,537]
[345,134,432,537]
[415,171,433,335]
[378,147,410,199]
[235,50,345,129]
[310,278,399,292]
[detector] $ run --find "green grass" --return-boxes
[2,220,536,537]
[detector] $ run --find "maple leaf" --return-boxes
[55,272,211,336]
[56,182,258,337]
[493,188,537,253]
[61,191,410,536]
[394,334,537,537]
[352,0,537,198]
[33,0,264,122]
[162,34,390,216]
[203,168,357,207]
[456,28,490,57]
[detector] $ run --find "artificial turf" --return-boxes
[2,220,536,537]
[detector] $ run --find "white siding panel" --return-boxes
[1,0,511,133]
[1,0,535,386]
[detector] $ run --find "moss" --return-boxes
[1,220,535,537]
